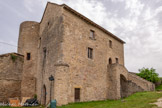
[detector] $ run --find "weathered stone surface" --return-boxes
[17,2,155,106]
[128,72,155,91]
[0,2,155,106]
[107,64,128,100]
[0,53,23,102]
[18,21,40,98]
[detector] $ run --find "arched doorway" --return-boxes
[109,58,112,64]
[42,85,46,105]
[120,74,127,98]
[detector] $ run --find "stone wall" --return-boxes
[125,80,144,97]
[36,3,65,105]
[107,64,128,99]
[14,2,155,106]
[36,3,125,105]
[18,21,40,98]
[128,72,155,91]
[0,53,23,102]
[62,5,125,104]
[107,64,154,99]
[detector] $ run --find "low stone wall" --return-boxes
[128,72,155,91]
[0,53,24,102]
[0,80,21,103]
[108,64,155,99]
[124,80,144,97]
[107,64,128,100]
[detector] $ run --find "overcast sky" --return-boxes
[0,0,162,76]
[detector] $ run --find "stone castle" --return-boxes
[0,2,155,106]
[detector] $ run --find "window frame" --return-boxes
[26,53,31,60]
[88,47,93,59]
[116,58,119,63]
[90,30,95,39]
[109,58,112,64]
[109,40,112,48]
[74,88,81,102]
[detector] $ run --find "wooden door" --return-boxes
[75,88,80,102]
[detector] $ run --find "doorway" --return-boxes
[75,88,80,102]
[42,85,46,105]
[120,74,127,98]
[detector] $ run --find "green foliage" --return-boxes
[137,67,160,83]
[1,92,162,108]
[156,84,162,91]
[10,54,17,62]
[57,92,162,108]
[34,94,37,99]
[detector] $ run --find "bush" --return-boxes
[137,67,160,83]
[34,94,37,99]
[10,54,17,62]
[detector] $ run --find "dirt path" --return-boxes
[152,97,162,107]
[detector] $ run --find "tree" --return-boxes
[137,67,160,83]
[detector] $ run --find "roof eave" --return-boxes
[40,2,126,44]
[62,4,125,44]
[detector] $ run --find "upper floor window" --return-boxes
[27,53,31,60]
[116,58,119,63]
[88,47,93,59]
[109,58,112,64]
[109,40,112,48]
[43,47,47,59]
[90,30,95,39]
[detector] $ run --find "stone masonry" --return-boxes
[0,53,23,102]
[0,2,155,106]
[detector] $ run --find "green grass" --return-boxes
[0,106,43,108]
[1,92,162,108]
[156,84,162,91]
[58,91,162,108]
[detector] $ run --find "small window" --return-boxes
[43,47,47,58]
[116,58,119,63]
[90,30,95,39]
[88,47,93,59]
[109,58,112,64]
[27,53,31,60]
[109,40,112,48]
[47,22,50,29]
[38,37,41,48]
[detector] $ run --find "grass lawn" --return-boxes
[156,84,162,91]
[0,106,44,108]
[1,91,162,108]
[58,91,162,108]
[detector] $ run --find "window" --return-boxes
[27,53,31,60]
[90,30,95,39]
[88,47,93,59]
[109,58,112,64]
[38,37,41,48]
[47,22,50,29]
[109,40,112,48]
[116,58,119,63]
[75,88,80,102]
[43,47,47,59]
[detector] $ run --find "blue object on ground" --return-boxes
[50,100,57,108]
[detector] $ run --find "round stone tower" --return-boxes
[18,21,40,55]
[18,21,40,97]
